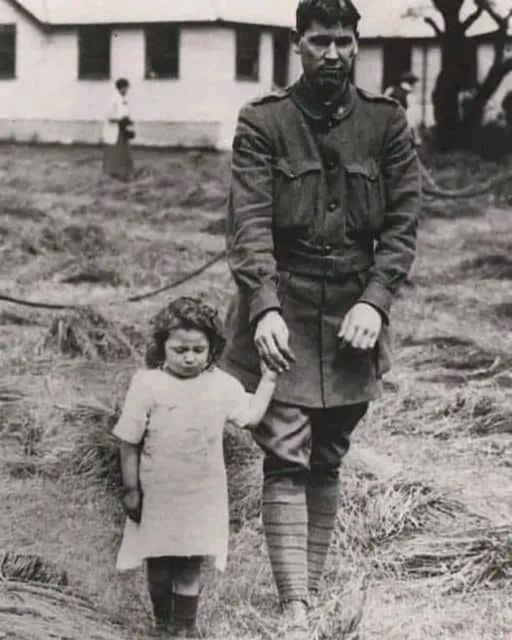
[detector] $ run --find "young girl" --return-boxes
[113,296,277,638]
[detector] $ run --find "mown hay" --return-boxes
[202,216,225,236]
[472,410,512,436]
[421,199,483,220]
[0,310,38,326]
[63,402,122,492]
[0,552,67,586]
[308,572,369,640]
[0,582,134,640]
[406,335,508,382]
[457,253,512,280]
[44,307,143,360]
[59,262,124,287]
[336,477,479,553]
[391,526,512,593]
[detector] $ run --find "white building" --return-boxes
[0,0,510,149]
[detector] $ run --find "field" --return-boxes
[0,144,511,640]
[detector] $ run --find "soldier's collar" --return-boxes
[291,77,357,122]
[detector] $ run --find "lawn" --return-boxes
[0,144,511,640]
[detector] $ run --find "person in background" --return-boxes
[501,90,512,137]
[385,70,419,112]
[102,77,135,182]
[113,297,278,638]
[222,0,420,637]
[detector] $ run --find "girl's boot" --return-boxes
[172,594,199,638]
[147,558,174,636]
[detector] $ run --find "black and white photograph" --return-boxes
[0,1,511,639]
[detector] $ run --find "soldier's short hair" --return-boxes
[296,0,361,36]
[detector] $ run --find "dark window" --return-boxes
[236,27,260,81]
[145,24,180,79]
[0,25,15,79]
[273,29,290,87]
[78,26,111,79]
[382,39,412,91]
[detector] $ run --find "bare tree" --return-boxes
[408,0,512,149]
[462,0,512,134]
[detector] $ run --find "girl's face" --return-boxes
[163,327,210,378]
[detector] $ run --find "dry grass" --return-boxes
[390,526,512,593]
[1,145,511,639]
[43,307,144,360]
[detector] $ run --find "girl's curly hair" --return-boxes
[145,296,226,369]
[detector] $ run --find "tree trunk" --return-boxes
[433,69,463,149]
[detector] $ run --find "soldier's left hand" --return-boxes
[338,303,382,350]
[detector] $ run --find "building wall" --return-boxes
[1,0,511,149]
[354,43,383,93]
[0,1,277,148]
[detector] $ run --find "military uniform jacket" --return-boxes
[222,77,420,408]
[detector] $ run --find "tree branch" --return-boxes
[474,0,509,27]
[424,16,443,36]
[462,6,483,31]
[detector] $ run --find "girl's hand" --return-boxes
[123,488,142,524]
[260,359,278,382]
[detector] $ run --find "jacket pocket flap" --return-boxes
[345,159,379,180]
[274,157,322,178]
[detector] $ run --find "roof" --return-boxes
[12,0,512,36]
[12,0,298,28]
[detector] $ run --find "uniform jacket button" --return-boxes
[323,245,333,254]
[328,202,337,211]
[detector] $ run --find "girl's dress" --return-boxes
[113,367,251,572]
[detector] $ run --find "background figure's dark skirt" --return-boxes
[103,135,133,182]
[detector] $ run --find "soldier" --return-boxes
[222,0,420,636]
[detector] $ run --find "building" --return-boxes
[355,0,512,131]
[0,0,510,149]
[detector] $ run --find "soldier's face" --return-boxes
[293,21,358,95]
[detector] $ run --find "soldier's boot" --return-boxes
[262,473,309,619]
[306,468,340,597]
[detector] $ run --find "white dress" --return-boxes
[113,367,251,572]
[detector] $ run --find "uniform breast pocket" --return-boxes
[345,159,385,232]
[272,157,322,231]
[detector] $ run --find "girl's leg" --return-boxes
[147,557,174,633]
[171,556,203,637]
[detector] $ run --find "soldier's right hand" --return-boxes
[254,310,295,373]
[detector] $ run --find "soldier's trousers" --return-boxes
[252,400,368,604]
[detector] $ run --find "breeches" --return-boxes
[252,400,369,480]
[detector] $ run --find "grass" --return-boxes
[0,144,511,639]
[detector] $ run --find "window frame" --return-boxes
[0,24,16,80]
[145,23,180,80]
[78,25,111,80]
[235,26,261,82]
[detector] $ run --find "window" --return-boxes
[145,24,180,79]
[78,26,111,79]
[382,40,412,91]
[0,25,15,79]
[273,29,290,87]
[236,27,260,81]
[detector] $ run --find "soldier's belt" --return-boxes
[276,249,373,279]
